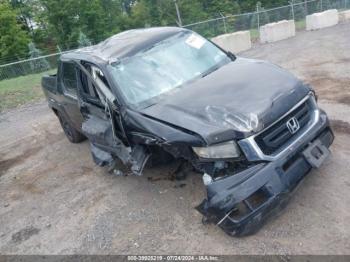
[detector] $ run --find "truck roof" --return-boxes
[60,27,186,65]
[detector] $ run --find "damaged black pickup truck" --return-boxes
[42,27,334,236]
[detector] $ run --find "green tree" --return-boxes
[78,31,92,47]
[2,0,310,59]
[9,0,40,33]
[178,0,208,25]
[122,0,137,14]
[251,2,270,28]
[237,0,288,13]
[202,0,241,17]
[130,0,207,27]
[0,2,30,63]
[28,41,50,71]
[78,0,113,42]
[131,0,152,27]
[100,0,127,32]
[39,0,127,48]
[39,0,80,49]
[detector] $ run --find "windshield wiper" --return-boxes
[201,65,220,78]
[227,51,236,61]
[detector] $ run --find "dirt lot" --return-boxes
[0,23,350,255]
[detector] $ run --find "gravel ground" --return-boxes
[0,22,349,255]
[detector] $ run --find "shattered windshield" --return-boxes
[108,31,230,107]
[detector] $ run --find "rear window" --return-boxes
[62,62,77,96]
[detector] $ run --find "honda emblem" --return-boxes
[286,117,300,134]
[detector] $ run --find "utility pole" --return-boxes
[174,0,182,27]
[290,0,295,21]
[219,12,227,34]
[305,0,308,15]
[256,2,260,31]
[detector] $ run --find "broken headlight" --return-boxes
[192,141,241,159]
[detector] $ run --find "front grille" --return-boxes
[255,98,312,155]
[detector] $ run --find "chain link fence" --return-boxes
[0,53,63,81]
[183,0,349,39]
[0,0,349,81]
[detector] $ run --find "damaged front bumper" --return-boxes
[198,107,334,236]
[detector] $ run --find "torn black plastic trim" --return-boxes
[197,126,334,236]
[90,144,114,166]
[129,132,164,145]
[130,145,151,175]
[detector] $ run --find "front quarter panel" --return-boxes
[123,108,205,147]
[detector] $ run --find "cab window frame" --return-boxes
[60,61,79,99]
[77,62,111,109]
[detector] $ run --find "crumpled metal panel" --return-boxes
[140,58,310,144]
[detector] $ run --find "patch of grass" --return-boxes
[250,28,260,41]
[295,19,306,30]
[0,70,56,112]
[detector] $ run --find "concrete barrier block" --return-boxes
[306,9,339,30]
[211,31,251,53]
[211,34,229,51]
[339,10,350,22]
[259,20,296,43]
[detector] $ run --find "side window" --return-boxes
[79,63,112,107]
[80,69,99,99]
[62,62,77,96]
[78,65,105,108]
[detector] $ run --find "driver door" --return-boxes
[76,62,130,166]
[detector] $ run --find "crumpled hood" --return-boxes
[140,57,310,144]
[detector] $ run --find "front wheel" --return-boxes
[57,111,85,143]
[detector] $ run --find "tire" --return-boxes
[57,111,85,143]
